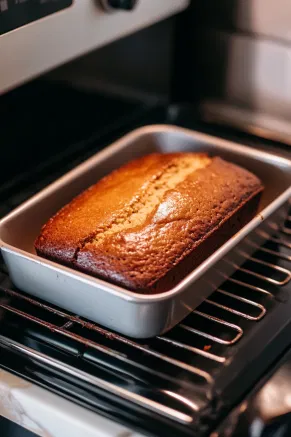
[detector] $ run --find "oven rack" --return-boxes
[0,223,290,425]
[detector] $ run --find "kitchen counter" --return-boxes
[0,369,145,437]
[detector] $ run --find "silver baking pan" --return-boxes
[0,125,291,338]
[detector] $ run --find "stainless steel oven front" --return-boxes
[0,0,189,94]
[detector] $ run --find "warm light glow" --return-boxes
[163,390,199,412]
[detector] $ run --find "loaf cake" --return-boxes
[35,153,264,293]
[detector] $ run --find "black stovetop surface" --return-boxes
[1,81,291,437]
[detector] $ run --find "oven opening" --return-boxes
[0,77,291,437]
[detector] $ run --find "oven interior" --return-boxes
[1,4,291,437]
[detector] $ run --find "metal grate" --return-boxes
[283,215,291,235]
[0,223,290,424]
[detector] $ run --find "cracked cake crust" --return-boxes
[35,153,264,293]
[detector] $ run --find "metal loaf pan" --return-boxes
[1,125,291,338]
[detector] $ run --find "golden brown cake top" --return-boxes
[35,153,210,263]
[35,153,263,291]
[75,156,263,290]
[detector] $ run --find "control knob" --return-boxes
[100,0,138,11]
